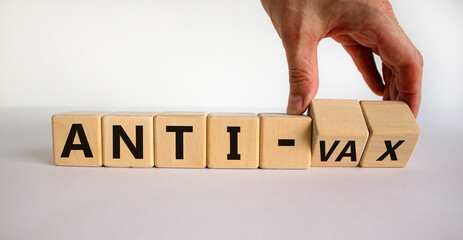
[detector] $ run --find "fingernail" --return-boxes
[287,95,303,115]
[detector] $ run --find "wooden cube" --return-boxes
[52,111,110,166]
[154,112,207,168]
[207,113,259,168]
[359,101,420,168]
[309,99,369,167]
[259,113,312,169]
[102,112,156,167]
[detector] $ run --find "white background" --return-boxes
[1,0,462,114]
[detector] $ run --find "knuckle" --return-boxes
[289,68,312,85]
[399,48,424,73]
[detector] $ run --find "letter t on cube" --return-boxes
[154,112,207,168]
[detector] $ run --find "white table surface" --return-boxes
[1,107,462,240]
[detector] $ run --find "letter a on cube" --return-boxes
[52,111,110,166]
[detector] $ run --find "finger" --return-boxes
[383,87,390,100]
[342,45,384,96]
[375,19,423,117]
[383,66,398,100]
[332,34,381,55]
[390,82,398,100]
[381,63,394,101]
[283,39,320,115]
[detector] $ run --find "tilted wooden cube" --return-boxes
[259,113,312,169]
[154,112,207,168]
[207,113,259,168]
[102,112,156,167]
[359,101,420,168]
[309,99,369,167]
[52,111,109,166]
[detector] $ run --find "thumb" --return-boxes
[284,40,319,115]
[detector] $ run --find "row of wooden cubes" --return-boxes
[52,100,420,168]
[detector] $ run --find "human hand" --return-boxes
[261,0,423,117]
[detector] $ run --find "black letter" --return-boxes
[61,124,93,158]
[227,126,240,160]
[278,139,295,146]
[166,126,193,159]
[335,141,357,162]
[113,125,143,159]
[377,140,405,161]
[320,140,340,161]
